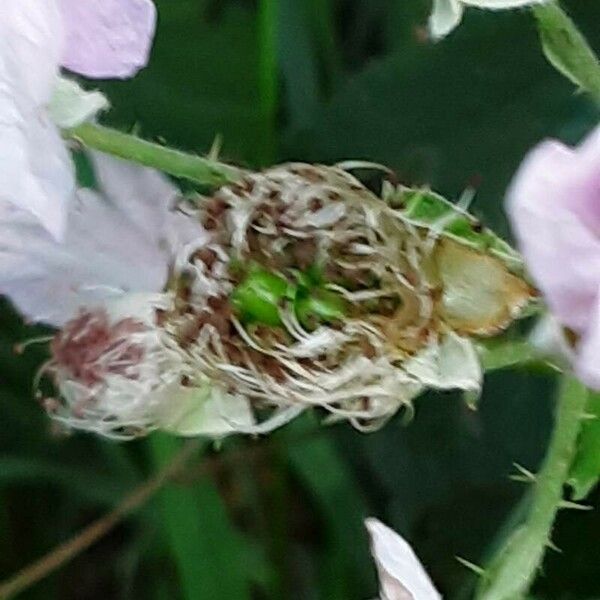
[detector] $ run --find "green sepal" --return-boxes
[390,187,524,273]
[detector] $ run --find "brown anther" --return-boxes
[309,197,323,212]
[207,295,229,312]
[360,338,377,359]
[193,248,218,270]
[292,239,318,270]
[42,397,61,413]
[296,167,325,183]
[205,197,228,217]
[378,296,400,317]
[203,216,219,231]
[155,308,167,326]
[242,178,256,193]
[51,310,146,386]
[207,312,232,338]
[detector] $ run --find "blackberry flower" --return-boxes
[2,157,531,439]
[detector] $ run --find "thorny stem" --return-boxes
[476,376,588,600]
[0,439,202,600]
[66,123,244,187]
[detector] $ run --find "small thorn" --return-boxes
[546,539,562,553]
[580,412,598,421]
[208,134,223,161]
[456,556,486,577]
[463,389,479,410]
[559,500,592,511]
[510,463,536,483]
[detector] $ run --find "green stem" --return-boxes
[476,376,588,600]
[478,339,554,374]
[66,123,243,187]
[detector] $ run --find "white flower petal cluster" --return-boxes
[429,0,549,40]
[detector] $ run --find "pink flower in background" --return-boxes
[0,0,156,239]
[506,125,600,389]
[366,518,441,600]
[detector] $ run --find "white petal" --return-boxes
[575,293,600,391]
[428,0,464,40]
[58,0,157,79]
[159,387,255,437]
[0,156,205,326]
[461,0,547,8]
[404,333,482,391]
[529,315,574,368]
[89,151,207,251]
[48,76,109,128]
[0,0,73,239]
[0,1,63,104]
[506,139,600,333]
[366,518,442,600]
[429,0,548,39]
[0,191,165,325]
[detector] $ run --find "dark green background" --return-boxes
[1,1,599,598]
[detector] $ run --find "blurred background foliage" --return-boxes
[2,0,600,598]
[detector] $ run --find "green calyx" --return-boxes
[230,266,347,328]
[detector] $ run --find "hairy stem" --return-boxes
[0,439,201,600]
[476,376,588,600]
[66,123,243,187]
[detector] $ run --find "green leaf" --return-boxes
[149,434,250,600]
[569,390,600,500]
[284,417,375,599]
[0,457,134,507]
[534,2,600,104]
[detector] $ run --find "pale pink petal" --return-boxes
[574,293,600,390]
[0,1,63,104]
[365,518,441,600]
[89,151,205,250]
[58,0,157,79]
[0,156,206,326]
[0,0,72,239]
[506,136,600,333]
